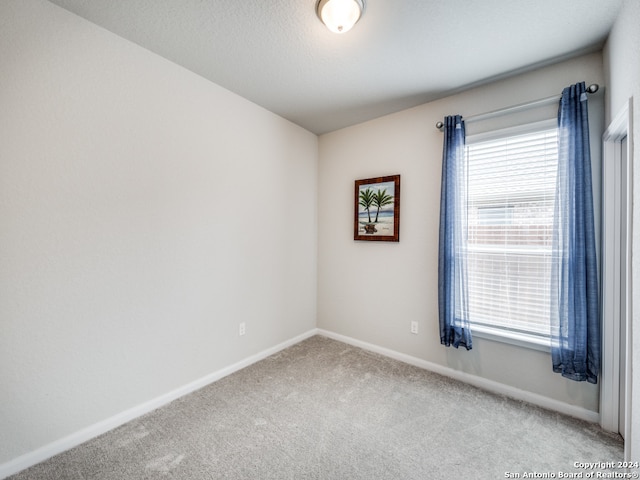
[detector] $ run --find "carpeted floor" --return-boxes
[10,335,623,479]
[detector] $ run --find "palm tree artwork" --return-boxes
[355,175,400,242]
[358,182,395,235]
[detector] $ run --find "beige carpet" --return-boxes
[10,335,623,479]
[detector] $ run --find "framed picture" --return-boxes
[354,174,400,242]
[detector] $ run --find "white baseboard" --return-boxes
[0,329,318,480]
[317,329,600,424]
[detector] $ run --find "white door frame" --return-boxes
[600,99,633,460]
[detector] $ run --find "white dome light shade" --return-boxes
[316,0,364,34]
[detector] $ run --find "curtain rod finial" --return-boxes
[436,121,444,130]
[587,84,599,94]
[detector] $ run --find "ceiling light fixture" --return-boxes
[316,0,364,34]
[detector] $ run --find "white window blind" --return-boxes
[465,128,558,340]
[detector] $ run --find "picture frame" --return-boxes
[354,174,400,242]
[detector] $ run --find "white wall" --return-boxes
[603,0,640,461]
[0,0,317,467]
[318,53,605,413]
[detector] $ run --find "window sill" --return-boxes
[470,324,551,353]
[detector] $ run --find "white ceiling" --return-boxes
[48,0,622,135]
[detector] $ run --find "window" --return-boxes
[464,125,558,346]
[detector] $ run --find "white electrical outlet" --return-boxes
[410,321,419,334]
[239,322,246,336]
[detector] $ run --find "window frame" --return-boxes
[464,119,558,352]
